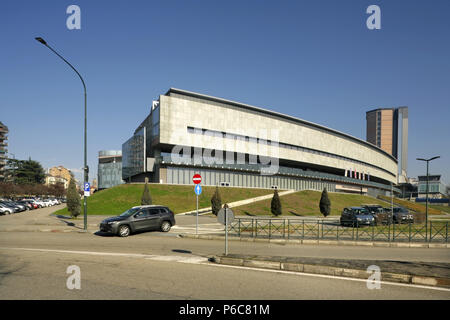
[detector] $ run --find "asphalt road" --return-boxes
[0,231,449,300]
[1,206,449,300]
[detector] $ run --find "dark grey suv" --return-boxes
[391,207,414,224]
[99,205,176,237]
[340,207,375,227]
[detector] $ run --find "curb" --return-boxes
[210,255,450,288]
[179,233,450,248]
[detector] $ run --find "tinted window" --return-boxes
[134,210,149,218]
[149,208,160,215]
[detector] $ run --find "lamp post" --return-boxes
[416,156,440,241]
[35,37,88,231]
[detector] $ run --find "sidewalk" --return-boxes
[211,253,450,288]
[0,204,103,233]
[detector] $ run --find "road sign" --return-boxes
[84,183,90,197]
[194,184,202,196]
[217,207,234,225]
[192,174,202,184]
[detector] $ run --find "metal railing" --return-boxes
[228,218,449,243]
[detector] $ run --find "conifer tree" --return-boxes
[319,187,331,217]
[271,188,282,216]
[211,186,222,216]
[67,176,81,218]
[141,180,152,205]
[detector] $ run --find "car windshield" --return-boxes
[119,208,141,217]
[355,208,369,215]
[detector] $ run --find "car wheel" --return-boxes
[118,225,130,237]
[160,221,171,232]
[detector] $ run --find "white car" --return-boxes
[0,204,13,215]
[34,199,46,207]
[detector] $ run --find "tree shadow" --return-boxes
[55,215,82,229]
[244,211,256,216]
[172,249,192,254]
[289,211,303,216]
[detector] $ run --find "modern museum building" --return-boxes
[122,88,399,196]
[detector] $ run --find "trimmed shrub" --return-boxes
[271,189,282,216]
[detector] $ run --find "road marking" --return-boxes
[1,247,448,292]
[0,247,210,265]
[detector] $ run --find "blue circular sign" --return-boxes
[194,184,202,195]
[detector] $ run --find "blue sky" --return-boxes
[1,0,449,185]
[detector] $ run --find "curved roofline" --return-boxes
[165,88,398,163]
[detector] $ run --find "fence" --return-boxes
[228,218,449,243]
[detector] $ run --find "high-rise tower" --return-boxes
[366,107,408,183]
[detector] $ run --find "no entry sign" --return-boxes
[192,174,202,184]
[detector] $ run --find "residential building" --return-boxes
[45,166,72,189]
[0,121,8,181]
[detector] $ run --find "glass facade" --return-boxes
[98,150,123,189]
[122,127,145,180]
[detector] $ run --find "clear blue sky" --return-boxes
[1,0,449,186]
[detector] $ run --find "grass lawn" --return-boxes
[54,184,273,216]
[430,205,450,214]
[377,195,444,215]
[232,190,389,217]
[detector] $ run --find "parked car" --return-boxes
[391,207,414,224]
[0,202,18,213]
[8,201,27,212]
[99,205,176,237]
[340,207,375,227]
[362,204,392,225]
[17,200,34,210]
[0,203,14,215]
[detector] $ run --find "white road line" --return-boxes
[1,247,448,292]
[0,247,210,265]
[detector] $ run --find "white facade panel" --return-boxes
[159,94,397,184]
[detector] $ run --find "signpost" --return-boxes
[218,205,234,256]
[193,175,202,234]
[84,182,90,197]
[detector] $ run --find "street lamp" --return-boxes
[35,37,88,232]
[416,156,440,241]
